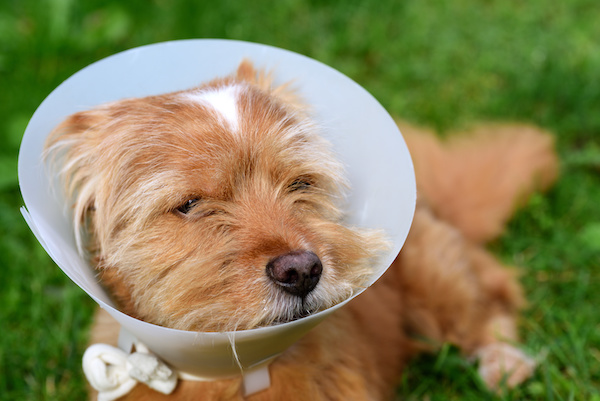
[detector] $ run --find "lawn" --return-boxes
[1,0,599,400]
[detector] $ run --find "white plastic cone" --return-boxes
[18,39,416,380]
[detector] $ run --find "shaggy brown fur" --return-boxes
[48,62,557,400]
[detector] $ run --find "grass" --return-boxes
[1,0,599,399]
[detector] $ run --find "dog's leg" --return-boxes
[393,206,535,390]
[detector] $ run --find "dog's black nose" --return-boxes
[266,250,322,298]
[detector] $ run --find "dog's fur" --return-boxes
[46,61,558,400]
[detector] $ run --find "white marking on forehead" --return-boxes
[183,85,240,132]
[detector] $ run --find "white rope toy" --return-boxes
[83,343,178,401]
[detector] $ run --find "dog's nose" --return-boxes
[266,250,322,298]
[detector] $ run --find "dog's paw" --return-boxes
[475,343,536,390]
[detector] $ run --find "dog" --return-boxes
[46,61,557,400]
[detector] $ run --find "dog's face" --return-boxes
[46,62,384,332]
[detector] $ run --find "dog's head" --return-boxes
[45,61,386,332]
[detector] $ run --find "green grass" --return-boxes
[1,0,599,399]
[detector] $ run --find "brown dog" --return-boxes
[46,61,557,400]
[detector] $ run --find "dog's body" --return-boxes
[47,62,557,400]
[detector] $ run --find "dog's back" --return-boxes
[400,121,558,243]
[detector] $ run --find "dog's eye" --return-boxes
[176,198,201,215]
[288,177,314,192]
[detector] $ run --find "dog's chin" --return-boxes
[272,304,320,325]
[272,313,310,326]
[255,309,316,329]
[187,290,336,332]
[182,308,318,333]
[257,287,351,328]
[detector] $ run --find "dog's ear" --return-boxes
[235,59,307,113]
[235,59,275,93]
[44,108,114,252]
[236,59,259,83]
